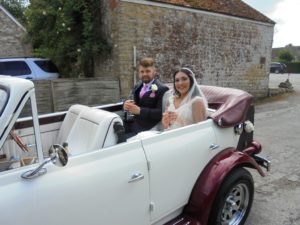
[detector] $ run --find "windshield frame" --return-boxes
[0,85,9,117]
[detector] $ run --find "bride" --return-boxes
[162,67,208,130]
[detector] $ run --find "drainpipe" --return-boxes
[133,46,137,85]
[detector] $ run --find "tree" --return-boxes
[277,49,294,63]
[25,0,111,77]
[0,0,27,25]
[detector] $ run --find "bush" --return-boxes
[285,62,300,73]
[25,0,111,78]
[276,49,294,63]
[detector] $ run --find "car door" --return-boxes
[0,141,150,225]
[141,120,218,223]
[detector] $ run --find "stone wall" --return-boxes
[31,78,120,115]
[95,0,274,98]
[0,8,31,57]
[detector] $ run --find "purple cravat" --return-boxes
[139,83,148,98]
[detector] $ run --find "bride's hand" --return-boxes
[168,111,178,124]
[162,111,170,129]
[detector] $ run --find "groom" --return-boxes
[123,57,169,136]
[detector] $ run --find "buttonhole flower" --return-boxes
[150,84,158,98]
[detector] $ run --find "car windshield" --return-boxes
[34,60,59,73]
[0,88,8,116]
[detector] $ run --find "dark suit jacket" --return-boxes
[129,79,169,133]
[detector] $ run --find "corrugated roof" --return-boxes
[150,0,275,24]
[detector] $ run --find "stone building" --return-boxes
[0,5,31,57]
[96,0,275,98]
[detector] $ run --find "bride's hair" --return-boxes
[172,67,208,106]
[173,68,195,97]
[162,67,208,116]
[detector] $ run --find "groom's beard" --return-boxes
[141,76,153,84]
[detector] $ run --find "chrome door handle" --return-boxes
[128,172,144,183]
[209,143,219,150]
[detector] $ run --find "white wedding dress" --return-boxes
[167,95,205,129]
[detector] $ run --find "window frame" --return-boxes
[33,60,59,73]
[0,61,32,76]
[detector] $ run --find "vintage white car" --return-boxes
[0,76,270,225]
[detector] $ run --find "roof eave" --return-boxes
[0,4,26,31]
[150,0,275,25]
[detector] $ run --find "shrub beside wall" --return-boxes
[286,62,300,73]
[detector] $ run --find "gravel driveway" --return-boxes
[245,73,300,225]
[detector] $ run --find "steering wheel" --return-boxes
[9,129,30,152]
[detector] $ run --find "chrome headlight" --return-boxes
[234,123,244,135]
[234,121,255,135]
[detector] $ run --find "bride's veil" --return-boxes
[160,67,208,130]
[162,89,173,113]
[180,67,208,109]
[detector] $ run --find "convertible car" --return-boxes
[0,76,269,225]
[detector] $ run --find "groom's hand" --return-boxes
[124,100,141,115]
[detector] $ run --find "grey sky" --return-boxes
[243,0,300,47]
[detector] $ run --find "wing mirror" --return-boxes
[21,144,68,179]
[48,144,68,167]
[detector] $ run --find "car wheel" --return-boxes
[208,168,254,225]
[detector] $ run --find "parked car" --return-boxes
[270,62,286,74]
[0,76,270,225]
[0,57,59,79]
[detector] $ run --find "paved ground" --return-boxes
[245,73,300,225]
